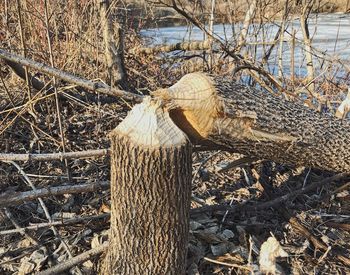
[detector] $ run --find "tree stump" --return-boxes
[101,98,192,274]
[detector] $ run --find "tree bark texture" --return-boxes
[300,0,315,94]
[152,73,350,172]
[101,98,192,274]
[99,0,127,87]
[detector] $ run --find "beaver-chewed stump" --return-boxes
[101,98,192,274]
[103,72,350,274]
[152,72,350,173]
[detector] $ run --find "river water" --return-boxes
[141,13,350,80]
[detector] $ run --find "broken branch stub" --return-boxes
[102,97,192,274]
[153,73,350,172]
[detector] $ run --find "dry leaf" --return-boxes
[18,257,35,275]
[259,236,288,275]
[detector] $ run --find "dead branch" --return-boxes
[0,213,109,235]
[236,0,257,51]
[6,160,81,267]
[190,172,350,214]
[289,217,350,266]
[0,48,143,102]
[167,0,286,94]
[3,208,40,245]
[0,149,109,161]
[0,181,109,207]
[0,146,222,161]
[37,242,108,275]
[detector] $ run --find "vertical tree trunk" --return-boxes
[236,0,257,52]
[300,0,315,94]
[101,98,192,274]
[99,0,127,88]
[207,0,216,70]
[278,0,290,80]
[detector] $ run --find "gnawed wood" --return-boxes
[102,97,192,274]
[335,88,350,119]
[153,73,350,172]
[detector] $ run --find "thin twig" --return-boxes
[203,256,252,271]
[0,181,109,207]
[44,0,71,182]
[16,0,33,112]
[3,208,40,245]
[4,161,82,274]
[0,213,109,235]
[191,172,350,214]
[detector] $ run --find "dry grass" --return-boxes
[0,0,350,274]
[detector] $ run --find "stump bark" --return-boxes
[101,98,192,274]
[153,73,350,172]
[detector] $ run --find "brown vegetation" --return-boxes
[0,0,350,274]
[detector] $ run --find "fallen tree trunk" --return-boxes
[153,73,350,172]
[131,40,211,54]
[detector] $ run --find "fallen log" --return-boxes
[131,40,211,54]
[152,72,350,172]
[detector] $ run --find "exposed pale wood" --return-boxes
[335,88,350,119]
[154,73,350,172]
[101,98,192,274]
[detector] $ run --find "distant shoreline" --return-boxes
[127,1,350,29]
